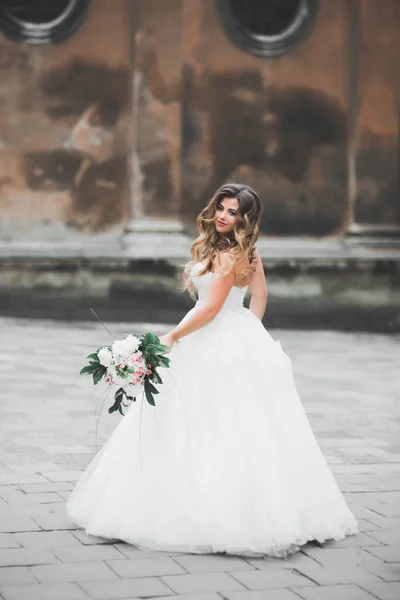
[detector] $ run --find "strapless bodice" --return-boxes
[191,262,247,314]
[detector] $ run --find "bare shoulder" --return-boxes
[215,250,249,271]
[214,250,232,268]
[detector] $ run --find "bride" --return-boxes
[67,183,358,558]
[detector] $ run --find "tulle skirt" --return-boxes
[67,306,358,557]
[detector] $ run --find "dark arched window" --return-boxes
[216,0,319,57]
[0,0,89,44]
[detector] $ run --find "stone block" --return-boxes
[0,582,89,600]
[11,493,65,505]
[149,595,222,600]
[31,561,117,583]
[31,515,79,531]
[0,517,41,533]
[245,552,319,571]
[80,577,173,599]
[291,583,379,600]
[366,546,400,563]
[53,544,125,562]
[15,531,81,548]
[72,530,117,545]
[0,566,37,585]
[0,548,56,567]
[355,518,383,533]
[113,542,178,558]
[0,534,20,549]
[174,554,252,573]
[228,569,312,590]
[18,482,73,494]
[294,563,383,586]
[107,557,186,578]
[360,582,400,600]
[162,572,248,594]
[41,471,82,482]
[222,591,302,600]
[0,474,49,485]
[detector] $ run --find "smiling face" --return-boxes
[214,196,241,234]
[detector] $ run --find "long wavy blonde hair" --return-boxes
[184,183,262,297]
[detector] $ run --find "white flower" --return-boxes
[112,335,140,361]
[112,339,127,361]
[97,347,113,368]
[122,335,140,353]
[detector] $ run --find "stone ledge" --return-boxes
[0,253,399,332]
[1,235,400,262]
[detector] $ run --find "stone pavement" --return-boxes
[0,317,399,600]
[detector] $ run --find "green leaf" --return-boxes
[86,353,99,362]
[108,388,125,414]
[151,371,162,384]
[144,379,156,406]
[145,387,156,406]
[80,364,98,376]
[155,345,169,355]
[145,344,157,355]
[93,368,105,385]
[146,380,159,395]
[158,356,170,368]
[142,332,157,346]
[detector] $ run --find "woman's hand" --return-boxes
[159,332,176,353]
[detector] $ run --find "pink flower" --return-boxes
[146,369,151,375]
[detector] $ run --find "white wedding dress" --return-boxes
[67,262,358,557]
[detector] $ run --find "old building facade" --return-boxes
[1,0,399,246]
[0,0,399,329]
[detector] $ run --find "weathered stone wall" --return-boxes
[181,0,351,236]
[133,0,183,220]
[353,1,400,227]
[0,0,399,243]
[0,0,132,241]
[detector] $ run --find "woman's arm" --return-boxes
[171,254,235,342]
[160,254,235,350]
[248,250,267,320]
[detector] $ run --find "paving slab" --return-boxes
[222,592,302,600]
[30,561,118,584]
[228,570,313,590]
[107,557,186,578]
[291,584,377,600]
[161,573,245,594]
[359,582,400,600]
[0,583,90,600]
[80,577,173,599]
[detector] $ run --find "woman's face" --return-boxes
[214,197,240,234]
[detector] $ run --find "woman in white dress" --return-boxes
[67,183,358,558]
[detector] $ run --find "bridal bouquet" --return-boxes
[80,333,170,415]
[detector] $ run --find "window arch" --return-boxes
[0,0,89,44]
[216,0,319,57]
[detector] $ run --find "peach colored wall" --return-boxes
[133,0,182,219]
[0,0,132,241]
[0,0,398,242]
[181,0,351,236]
[353,0,400,226]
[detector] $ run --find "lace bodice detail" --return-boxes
[191,262,247,313]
